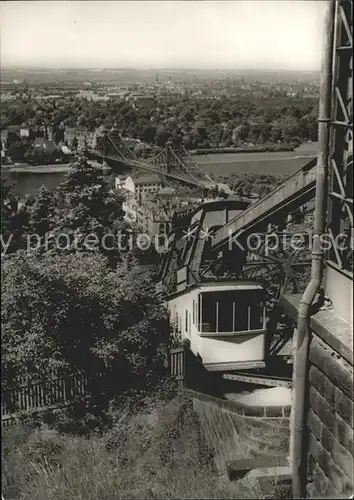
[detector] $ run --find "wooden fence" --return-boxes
[1,371,88,426]
[169,346,186,383]
[3,350,190,426]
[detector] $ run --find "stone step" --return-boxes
[226,455,289,481]
[248,465,292,479]
[256,472,292,499]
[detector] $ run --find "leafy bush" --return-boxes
[1,251,171,416]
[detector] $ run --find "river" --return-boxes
[194,143,317,175]
[2,169,67,199]
[1,143,317,199]
[1,163,112,200]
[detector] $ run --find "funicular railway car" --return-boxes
[167,279,267,371]
[159,198,271,371]
[159,165,317,377]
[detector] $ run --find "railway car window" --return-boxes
[197,294,201,330]
[250,303,264,330]
[217,293,234,332]
[200,290,264,333]
[234,299,248,332]
[201,293,217,332]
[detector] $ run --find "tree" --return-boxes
[1,181,16,238]
[1,85,319,157]
[270,125,282,143]
[1,252,170,409]
[156,125,171,147]
[71,136,79,150]
[56,159,124,235]
[1,180,30,254]
[25,185,59,237]
[54,126,65,144]
[24,143,62,165]
[7,138,32,162]
[141,123,157,144]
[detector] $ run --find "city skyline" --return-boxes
[1,1,326,71]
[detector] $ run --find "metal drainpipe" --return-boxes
[292,1,335,498]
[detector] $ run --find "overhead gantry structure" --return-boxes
[160,0,352,312]
[158,156,317,307]
[159,0,352,379]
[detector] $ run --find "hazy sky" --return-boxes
[1,1,327,70]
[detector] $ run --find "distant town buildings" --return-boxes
[64,127,94,150]
[115,172,208,246]
[130,94,156,109]
[20,128,30,138]
[124,174,163,196]
[76,89,109,101]
[116,174,164,228]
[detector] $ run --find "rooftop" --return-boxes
[34,138,58,153]
[157,186,176,195]
[132,174,163,185]
[173,204,197,214]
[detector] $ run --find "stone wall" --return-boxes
[185,389,290,474]
[306,334,354,498]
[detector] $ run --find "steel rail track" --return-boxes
[223,372,293,388]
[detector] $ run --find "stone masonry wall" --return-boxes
[185,389,290,474]
[306,334,354,498]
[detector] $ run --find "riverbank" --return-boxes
[189,141,318,156]
[190,144,296,155]
[1,161,111,174]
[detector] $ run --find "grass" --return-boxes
[272,481,293,499]
[2,394,251,500]
[2,391,293,500]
